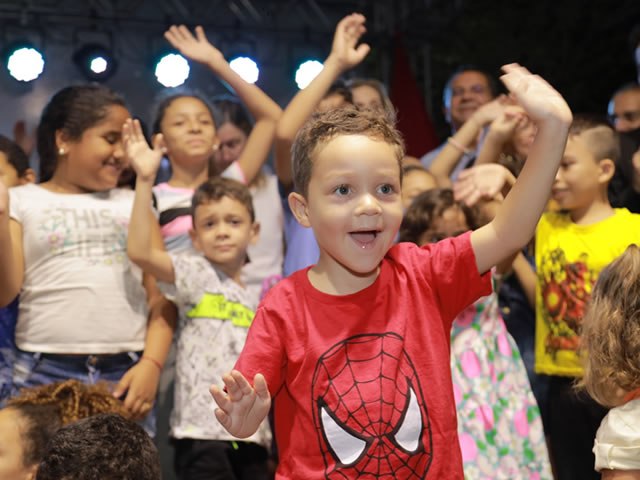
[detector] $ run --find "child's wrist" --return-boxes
[140,355,163,372]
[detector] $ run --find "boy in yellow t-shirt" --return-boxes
[535,116,640,479]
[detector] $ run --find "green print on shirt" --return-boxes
[187,293,254,327]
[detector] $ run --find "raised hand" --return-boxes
[164,25,225,68]
[500,63,572,125]
[328,13,370,71]
[210,370,271,439]
[122,118,164,182]
[470,94,510,127]
[487,106,527,144]
[454,163,516,206]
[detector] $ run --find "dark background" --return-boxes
[0,0,638,144]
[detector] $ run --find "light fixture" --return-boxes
[229,56,259,84]
[5,43,45,82]
[295,59,323,90]
[72,43,117,81]
[154,52,190,88]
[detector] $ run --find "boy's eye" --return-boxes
[334,185,351,196]
[378,184,395,195]
[104,134,119,144]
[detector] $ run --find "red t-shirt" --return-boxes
[235,232,491,479]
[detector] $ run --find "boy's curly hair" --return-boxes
[579,244,640,407]
[5,379,131,469]
[291,107,405,197]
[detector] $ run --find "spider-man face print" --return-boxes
[311,332,433,479]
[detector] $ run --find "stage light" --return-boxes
[5,45,44,82]
[295,59,323,90]
[72,43,117,81]
[155,53,190,88]
[229,56,259,84]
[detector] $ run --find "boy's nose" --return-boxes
[356,193,382,215]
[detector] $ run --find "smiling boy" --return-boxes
[211,64,573,479]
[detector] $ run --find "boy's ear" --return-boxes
[249,221,260,246]
[288,192,311,228]
[19,168,36,185]
[189,228,203,252]
[598,158,615,184]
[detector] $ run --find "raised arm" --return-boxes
[124,119,175,283]
[430,95,508,187]
[275,13,370,189]
[471,64,572,274]
[0,182,23,306]
[165,25,281,184]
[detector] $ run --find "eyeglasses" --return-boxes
[608,110,640,125]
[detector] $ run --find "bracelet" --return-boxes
[447,137,473,155]
[140,355,163,371]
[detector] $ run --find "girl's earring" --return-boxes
[58,148,66,156]
[213,144,219,152]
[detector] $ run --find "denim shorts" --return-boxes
[12,348,156,436]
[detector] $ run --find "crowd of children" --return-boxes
[1,11,640,480]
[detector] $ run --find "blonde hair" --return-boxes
[579,244,640,407]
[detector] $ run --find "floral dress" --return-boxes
[451,291,552,479]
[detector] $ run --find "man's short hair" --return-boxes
[36,414,160,480]
[291,107,405,197]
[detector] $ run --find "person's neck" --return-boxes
[168,161,209,189]
[207,257,244,285]
[41,175,93,194]
[308,256,380,296]
[569,196,614,225]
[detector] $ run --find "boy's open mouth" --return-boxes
[349,230,379,244]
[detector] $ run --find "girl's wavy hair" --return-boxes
[578,244,640,407]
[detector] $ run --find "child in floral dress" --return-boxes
[399,188,552,479]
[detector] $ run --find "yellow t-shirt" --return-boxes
[535,209,640,377]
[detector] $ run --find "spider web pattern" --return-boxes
[312,332,433,479]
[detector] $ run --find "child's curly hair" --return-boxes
[579,244,640,407]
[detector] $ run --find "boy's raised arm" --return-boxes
[471,64,572,274]
[210,370,271,439]
[275,13,370,189]
[124,118,175,283]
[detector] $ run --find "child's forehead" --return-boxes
[195,196,250,215]
[312,134,400,167]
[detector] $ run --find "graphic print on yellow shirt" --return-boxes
[535,209,640,377]
[539,249,595,355]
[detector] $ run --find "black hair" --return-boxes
[212,96,253,136]
[151,89,217,135]
[35,414,160,480]
[8,404,62,468]
[325,79,353,104]
[0,135,30,175]
[36,85,127,182]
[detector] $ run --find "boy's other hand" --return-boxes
[210,370,271,439]
[500,63,572,125]
[122,118,164,182]
[329,13,370,71]
[454,163,515,206]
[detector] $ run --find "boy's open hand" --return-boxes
[165,25,225,68]
[329,13,370,71]
[454,163,515,206]
[500,64,572,125]
[122,119,164,182]
[210,370,271,439]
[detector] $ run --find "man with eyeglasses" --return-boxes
[421,66,496,178]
